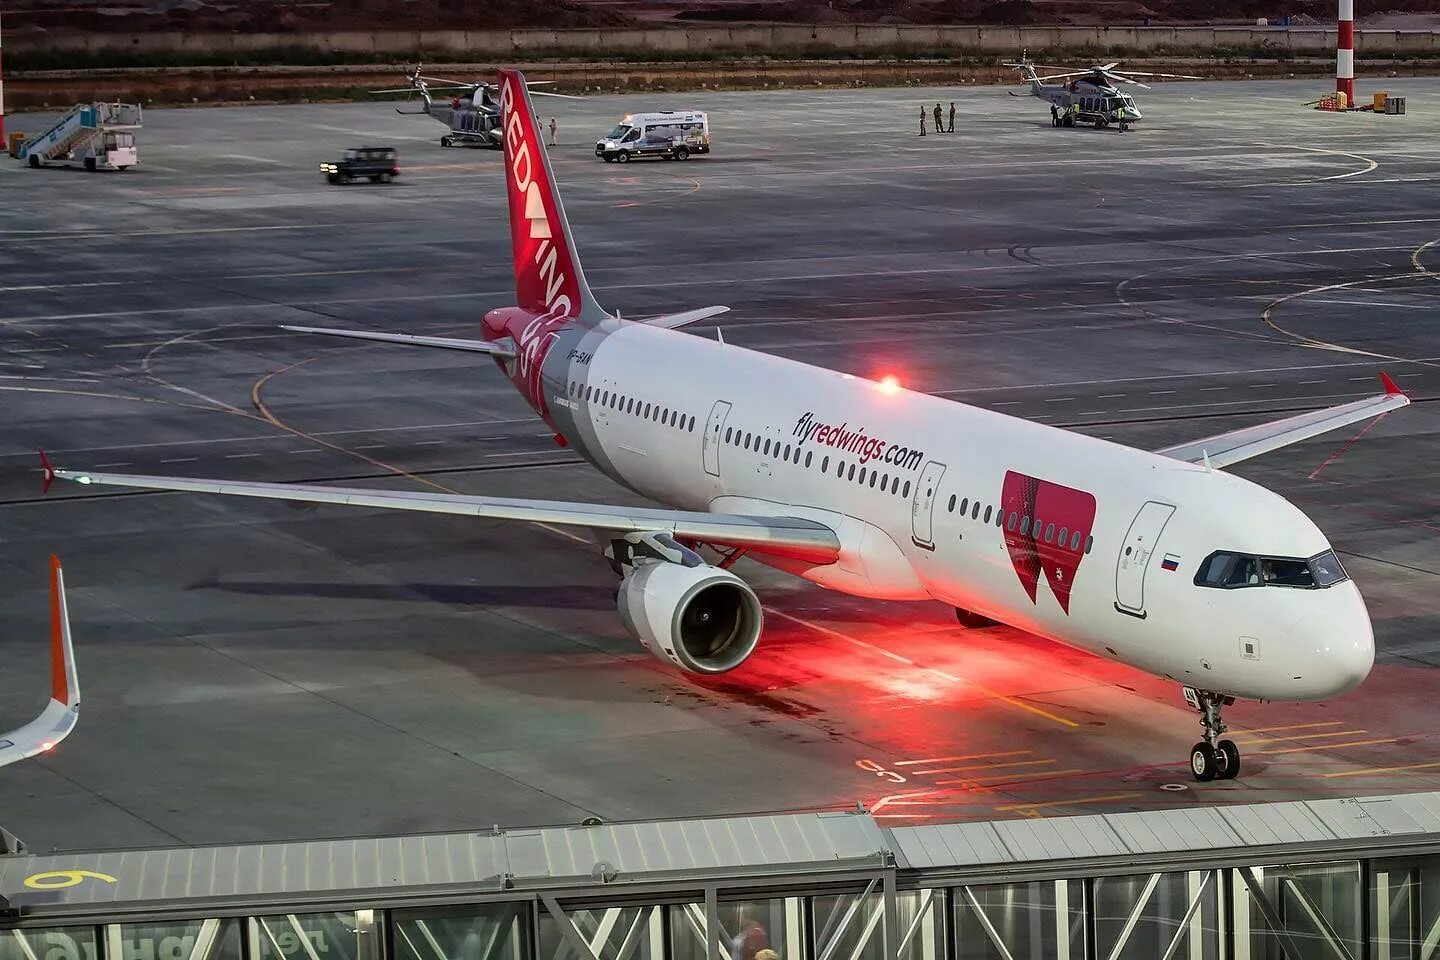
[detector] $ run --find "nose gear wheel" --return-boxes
[1185,687,1239,782]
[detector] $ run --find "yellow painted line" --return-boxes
[1325,761,1440,779]
[996,793,1142,813]
[1262,737,1399,756]
[932,759,1056,782]
[1240,728,1367,745]
[895,751,1031,767]
[1230,721,1345,736]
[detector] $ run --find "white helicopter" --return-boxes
[1005,53,1201,130]
[372,65,576,148]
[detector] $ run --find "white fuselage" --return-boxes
[543,318,1373,702]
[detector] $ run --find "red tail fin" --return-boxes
[497,70,606,323]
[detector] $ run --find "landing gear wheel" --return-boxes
[1216,739,1241,779]
[1190,742,1218,782]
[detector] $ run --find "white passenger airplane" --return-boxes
[0,556,81,770]
[48,71,1408,782]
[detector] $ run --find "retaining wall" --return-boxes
[10,24,1440,59]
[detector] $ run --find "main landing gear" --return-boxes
[1185,687,1240,782]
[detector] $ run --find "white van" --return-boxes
[595,111,710,163]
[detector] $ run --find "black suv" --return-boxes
[320,147,399,184]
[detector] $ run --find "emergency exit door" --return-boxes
[911,461,947,550]
[702,400,731,477]
[1115,501,1175,616]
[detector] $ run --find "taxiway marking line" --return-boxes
[996,793,1142,813]
[1233,728,1365,744]
[766,608,1079,728]
[1263,737,1400,756]
[894,750,1030,766]
[932,760,1057,781]
[1325,761,1440,779]
[1230,720,1345,735]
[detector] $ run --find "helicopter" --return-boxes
[1004,53,1201,130]
[372,65,576,148]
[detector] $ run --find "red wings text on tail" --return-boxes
[496,69,607,324]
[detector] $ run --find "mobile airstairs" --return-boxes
[18,102,142,171]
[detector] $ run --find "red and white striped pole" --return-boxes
[1337,0,1355,106]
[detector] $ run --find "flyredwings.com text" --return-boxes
[793,412,925,470]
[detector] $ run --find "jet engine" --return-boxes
[617,558,763,675]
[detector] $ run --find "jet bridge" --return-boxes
[18,102,141,170]
[2,792,1440,960]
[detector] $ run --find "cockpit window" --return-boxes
[1195,550,1350,589]
[1310,550,1348,586]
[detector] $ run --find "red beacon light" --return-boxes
[877,374,902,395]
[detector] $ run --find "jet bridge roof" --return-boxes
[1,793,1438,924]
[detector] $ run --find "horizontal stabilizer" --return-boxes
[51,469,842,565]
[641,306,730,330]
[1156,373,1410,469]
[0,556,81,770]
[280,325,517,360]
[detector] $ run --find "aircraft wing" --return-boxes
[280,325,517,360]
[1155,374,1410,469]
[48,469,842,565]
[0,556,81,770]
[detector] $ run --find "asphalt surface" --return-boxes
[2,78,1440,851]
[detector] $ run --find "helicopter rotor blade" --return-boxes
[1106,69,1203,80]
[1033,71,1092,82]
[1104,74,1152,89]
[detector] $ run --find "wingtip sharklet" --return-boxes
[1379,371,1408,398]
[48,555,76,708]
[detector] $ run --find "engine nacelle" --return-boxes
[617,561,763,675]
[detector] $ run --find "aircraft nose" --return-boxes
[1297,586,1375,697]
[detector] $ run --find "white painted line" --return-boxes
[94,462,131,468]
[1044,397,1074,403]
[1148,390,1177,395]
[224,453,262,459]
[1097,394,1125,399]
[286,449,325,455]
[160,458,198,464]
[1251,383,1279,388]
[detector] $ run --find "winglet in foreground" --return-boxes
[0,556,81,769]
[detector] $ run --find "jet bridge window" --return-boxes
[1195,550,1348,589]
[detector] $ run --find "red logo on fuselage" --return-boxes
[1000,471,1096,615]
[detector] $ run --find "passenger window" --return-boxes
[859,468,867,485]
[1044,523,1055,543]
[725,428,732,443]
[1021,516,1030,534]
[764,439,772,455]
[881,473,889,489]
[1007,512,1017,531]
[1070,531,1081,551]
[996,510,1004,528]
[784,444,792,460]
[892,478,900,495]
[948,495,956,512]
[806,452,813,468]
[959,498,968,515]
[1085,535,1094,554]
[837,460,845,477]
[822,456,829,472]
[848,464,856,481]
[1058,527,1068,547]
[983,506,992,523]
[745,432,753,447]
[643,403,651,418]
[903,481,911,498]
[869,472,878,488]
[688,416,695,432]
[971,502,980,521]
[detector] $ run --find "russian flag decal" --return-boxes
[1161,553,1181,572]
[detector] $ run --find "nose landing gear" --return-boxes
[1185,687,1240,782]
